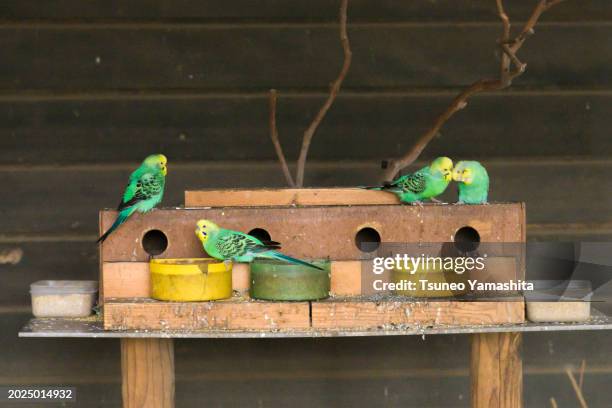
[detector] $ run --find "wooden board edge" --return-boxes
[98,210,104,305]
[185,188,400,207]
[310,299,525,329]
[103,262,151,299]
[103,299,311,331]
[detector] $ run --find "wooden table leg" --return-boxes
[121,338,175,408]
[471,332,522,408]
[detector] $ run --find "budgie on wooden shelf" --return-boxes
[366,156,454,204]
[452,160,489,204]
[195,220,324,270]
[97,154,167,243]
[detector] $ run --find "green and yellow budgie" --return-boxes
[97,154,167,243]
[368,156,454,204]
[195,220,323,270]
[452,160,489,204]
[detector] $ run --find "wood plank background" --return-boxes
[1,1,611,406]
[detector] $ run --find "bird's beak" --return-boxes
[441,170,452,182]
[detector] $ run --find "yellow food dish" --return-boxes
[150,258,232,301]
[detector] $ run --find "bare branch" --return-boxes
[550,397,558,408]
[512,0,567,52]
[578,359,586,390]
[496,0,512,85]
[502,44,527,74]
[565,366,589,408]
[381,0,566,182]
[295,0,352,187]
[268,89,295,187]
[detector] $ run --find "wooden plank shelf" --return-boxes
[103,295,525,331]
[104,297,311,331]
[311,297,525,329]
[20,313,612,338]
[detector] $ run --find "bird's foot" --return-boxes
[430,198,447,204]
[223,259,232,270]
[411,201,424,208]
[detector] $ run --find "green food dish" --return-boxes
[250,260,331,301]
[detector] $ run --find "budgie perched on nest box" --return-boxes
[366,156,454,204]
[98,154,167,243]
[452,160,489,204]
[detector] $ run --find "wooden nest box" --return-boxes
[100,188,526,331]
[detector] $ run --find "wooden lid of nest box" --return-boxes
[185,188,399,207]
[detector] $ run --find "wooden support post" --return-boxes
[471,332,522,408]
[121,338,175,408]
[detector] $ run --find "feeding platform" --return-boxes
[28,188,604,408]
[20,312,612,338]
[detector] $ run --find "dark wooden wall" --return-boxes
[1,1,611,406]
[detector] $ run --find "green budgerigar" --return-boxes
[195,219,323,270]
[97,154,167,243]
[452,160,489,204]
[368,156,454,204]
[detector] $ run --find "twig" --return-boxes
[513,0,567,51]
[502,44,527,75]
[268,89,295,187]
[381,0,566,182]
[295,0,352,187]
[550,397,558,408]
[578,359,586,390]
[496,0,512,84]
[565,366,589,408]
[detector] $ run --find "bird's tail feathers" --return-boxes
[361,182,400,192]
[261,241,282,250]
[97,207,135,243]
[267,251,324,271]
[251,241,282,254]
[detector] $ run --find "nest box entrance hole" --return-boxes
[142,229,169,256]
[248,228,272,243]
[355,227,381,252]
[453,226,480,253]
